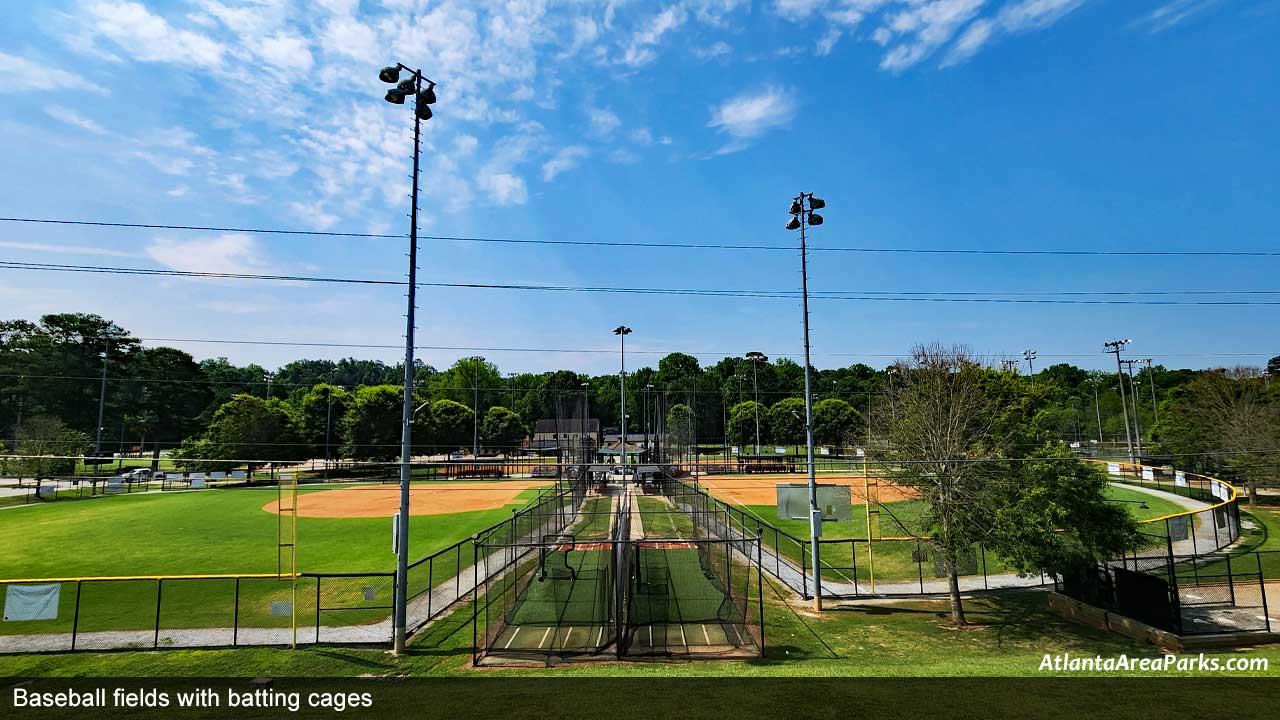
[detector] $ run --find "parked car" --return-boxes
[119,468,152,481]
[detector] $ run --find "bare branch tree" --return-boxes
[881,343,999,625]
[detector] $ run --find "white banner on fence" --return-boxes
[190,477,206,489]
[1211,481,1228,500]
[4,584,60,622]
[210,471,226,481]
[1142,468,1155,481]
[1175,471,1188,487]
[774,447,786,454]
[819,447,830,456]
[231,470,247,480]
[1107,463,1121,476]
[856,448,865,457]
[731,446,739,455]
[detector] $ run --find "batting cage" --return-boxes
[472,481,764,665]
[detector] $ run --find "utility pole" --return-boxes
[745,352,766,456]
[786,191,826,611]
[1023,349,1037,386]
[1140,359,1158,425]
[1103,339,1134,464]
[1122,359,1144,456]
[377,60,436,656]
[1092,377,1104,445]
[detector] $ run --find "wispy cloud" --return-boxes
[0,241,139,258]
[44,105,108,135]
[707,85,797,154]
[0,52,107,94]
[1132,0,1223,33]
[146,234,268,275]
[542,146,590,181]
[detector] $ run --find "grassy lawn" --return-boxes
[2,583,1276,678]
[1183,495,1280,578]
[637,496,694,538]
[0,484,544,578]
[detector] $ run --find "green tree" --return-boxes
[343,385,403,462]
[812,398,859,447]
[988,451,1139,585]
[666,404,694,451]
[10,415,91,487]
[481,406,527,455]
[768,398,806,446]
[727,401,768,451]
[122,347,212,469]
[428,399,475,454]
[298,384,351,459]
[175,395,305,475]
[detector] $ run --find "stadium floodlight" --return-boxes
[377,59,438,657]
[785,191,828,611]
[613,327,632,479]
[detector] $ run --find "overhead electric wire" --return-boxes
[3,260,1278,305]
[2,216,1278,257]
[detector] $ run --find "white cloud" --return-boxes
[0,241,139,258]
[816,28,843,55]
[694,41,733,60]
[1132,0,1222,33]
[166,185,189,198]
[256,32,314,72]
[942,18,994,65]
[879,0,987,72]
[588,107,622,137]
[998,0,1087,31]
[542,146,590,181]
[44,105,108,135]
[708,86,796,153]
[81,1,225,68]
[0,52,107,94]
[133,151,195,176]
[620,6,686,66]
[478,172,528,205]
[146,234,268,275]
[774,0,829,21]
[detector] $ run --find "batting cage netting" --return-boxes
[472,479,764,665]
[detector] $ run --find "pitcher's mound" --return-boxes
[262,480,553,518]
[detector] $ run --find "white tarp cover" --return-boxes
[4,583,60,622]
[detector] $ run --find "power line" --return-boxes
[3,216,1278,257]
[4,260,1279,305]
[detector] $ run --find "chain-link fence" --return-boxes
[0,572,395,653]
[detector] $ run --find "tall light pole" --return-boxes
[786,191,826,611]
[468,356,483,457]
[378,60,436,656]
[1104,339,1134,464]
[644,383,653,452]
[745,352,766,455]
[264,372,274,400]
[614,327,631,477]
[94,348,108,460]
[1023,349,1037,386]
[581,381,589,465]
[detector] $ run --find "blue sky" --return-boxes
[0,0,1277,375]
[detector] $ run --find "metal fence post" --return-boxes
[153,579,163,649]
[316,577,322,644]
[71,576,82,650]
[427,556,434,620]
[1225,554,1237,606]
[233,577,240,646]
[1258,552,1270,632]
[757,530,765,656]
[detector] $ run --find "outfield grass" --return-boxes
[0,483,544,578]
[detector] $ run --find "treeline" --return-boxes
[1,314,1276,487]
